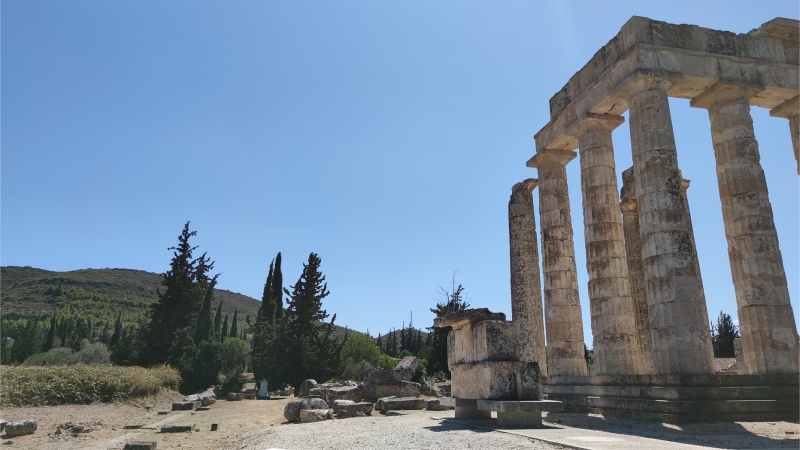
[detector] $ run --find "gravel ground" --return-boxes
[238,410,561,450]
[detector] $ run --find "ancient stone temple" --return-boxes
[528,16,800,422]
[440,16,799,424]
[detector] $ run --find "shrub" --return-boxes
[221,365,245,394]
[73,340,112,365]
[341,358,372,381]
[377,354,397,370]
[398,350,412,359]
[220,337,250,371]
[23,348,74,366]
[0,364,181,406]
[340,333,381,367]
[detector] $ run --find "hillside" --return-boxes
[0,266,261,323]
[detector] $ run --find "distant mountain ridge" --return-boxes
[0,266,261,320]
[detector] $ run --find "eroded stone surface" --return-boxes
[433,308,506,330]
[376,397,425,412]
[4,420,37,437]
[299,409,331,423]
[283,398,329,422]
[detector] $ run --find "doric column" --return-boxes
[528,149,587,377]
[509,178,548,375]
[576,114,641,376]
[619,168,655,375]
[678,175,710,337]
[769,95,799,175]
[625,77,714,375]
[692,81,799,374]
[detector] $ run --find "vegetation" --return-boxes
[251,253,347,389]
[711,310,740,358]
[0,364,180,406]
[428,276,470,375]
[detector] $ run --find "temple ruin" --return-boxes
[437,16,799,424]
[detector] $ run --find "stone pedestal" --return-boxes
[508,178,548,375]
[692,81,799,375]
[769,95,800,175]
[440,397,491,419]
[576,114,641,376]
[477,399,564,428]
[528,150,587,377]
[625,78,713,375]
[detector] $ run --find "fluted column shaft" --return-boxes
[626,79,714,375]
[692,82,799,374]
[577,115,641,375]
[619,169,655,375]
[529,150,587,377]
[769,96,800,175]
[509,178,548,375]
[678,177,710,339]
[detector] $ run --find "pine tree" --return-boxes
[376,333,383,353]
[221,314,229,341]
[110,313,123,347]
[140,222,215,365]
[230,311,239,339]
[712,310,740,358]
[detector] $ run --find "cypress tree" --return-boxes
[261,260,276,324]
[221,314,229,341]
[230,311,239,339]
[194,276,218,343]
[213,301,224,338]
[44,313,57,352]
[272,253,284,320]
[376,333,383,353]
[110,313,123,347]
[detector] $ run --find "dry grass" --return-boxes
[0,364,181,406]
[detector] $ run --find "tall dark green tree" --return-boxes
[221,314,229,341]
[712,310,739,358]
[376,333,383,353]
[213,302,224,338]
[253,253,347,390]
[140,222,215,365]
[43,313,57,352]
[429,277,470,374]
[109,313,123,347]
[230,311,239,339]
[272,253,284,320]
[194,276,219,343]
[260,261,276,324]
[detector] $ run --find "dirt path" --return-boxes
[0,390,291,450]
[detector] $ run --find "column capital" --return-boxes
[690,80,765,110]
[526,149,576,168]
[770,95,800,119]
[574,113,625,136]
[616,72,675,99]
[511,178,538,194]
[619,198,637,214]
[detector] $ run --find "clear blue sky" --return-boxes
[3,1,798,345]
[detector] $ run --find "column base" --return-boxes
[439,397,492,419]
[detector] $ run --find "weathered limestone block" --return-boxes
[124,442,157,450]
[447,319,519,369]
[394,356,419,381]
[160,424,195,433]
[528,149,587,377]
[4,420,37,437]
[332,400,375,415]
[434,308,506,329]
[769,95,800,174]
[576,113,642,376]
[425,398,450,411]
[283,398,329,422]
[225,393,243,401]
[692,81,799,375]
[376,397,425,412]
[419,377,439,396]
[184,388,216,406]
[309,385,362,406]
[299,379,318,397]
[508,178,548,375]
[171,402,197,411]
[450,361,542,401]
[299,409,331,423]
[625,77,713,375]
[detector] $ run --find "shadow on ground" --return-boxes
[545,413,799,449]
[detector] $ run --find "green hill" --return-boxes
[0,266,261,324]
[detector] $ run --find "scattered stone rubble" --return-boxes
[283,397,329,423]
[183,387,216,406]
[4,420,37,437]
[54,421,102,435]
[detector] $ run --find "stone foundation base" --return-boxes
[544,374,799,423]
[439,397,492,419]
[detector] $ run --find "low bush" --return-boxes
[220,365,245,394]
[341,358,372,381]
[377,353,397,370]
[0,364,181,406]
[23,340,112,367]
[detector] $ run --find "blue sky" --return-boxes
[2,0,798,345]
